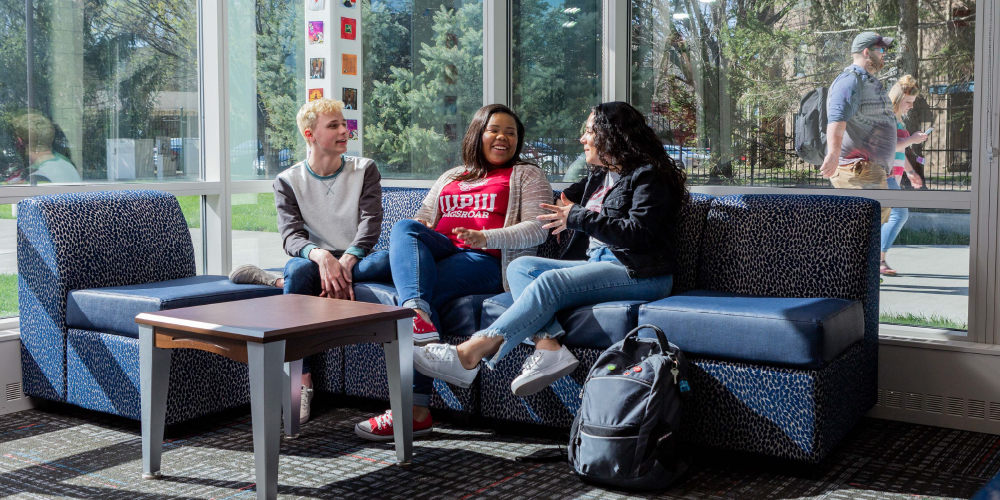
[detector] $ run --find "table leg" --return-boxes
[282,359,303,437]
[248,341,285,500]
[140,324,171,479]
[383,318,413,464]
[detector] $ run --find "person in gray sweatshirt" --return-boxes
[229,97,387,423]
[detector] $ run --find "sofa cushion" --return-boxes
[66,275,283,338]
[638,290,864,369]
[480,292,643,349]
[353,282,491,336]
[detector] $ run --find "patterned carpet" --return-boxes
[0,399,997,499]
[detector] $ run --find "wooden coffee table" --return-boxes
[135,294,415,500]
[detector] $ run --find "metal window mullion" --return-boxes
[200,0,232,275]
[602,0,628,103]
[971,0,1000,345]
[483,0,510,106]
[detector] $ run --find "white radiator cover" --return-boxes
[0,330,36,415]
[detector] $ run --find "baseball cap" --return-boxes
[851,32,894,53]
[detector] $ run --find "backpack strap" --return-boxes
[625,324,671,352]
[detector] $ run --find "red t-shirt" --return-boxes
[434,168,513,258]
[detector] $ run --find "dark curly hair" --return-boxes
[457,104,534,182]
[589,101,689,202]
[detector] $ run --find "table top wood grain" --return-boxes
[135,294,414,343]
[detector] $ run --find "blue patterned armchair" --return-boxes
[17,191,289,424]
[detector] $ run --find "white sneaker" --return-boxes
[229,264,280,287]
[413,343,479,388]
[299,385,314,424]
[510,346,580,397]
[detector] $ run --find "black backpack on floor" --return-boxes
[567,324,691,491]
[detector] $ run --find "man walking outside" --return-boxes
[820,31,898,223]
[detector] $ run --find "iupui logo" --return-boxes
[458,177,490,191]
[439,194,497,218]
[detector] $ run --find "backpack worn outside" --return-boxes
[794,71,862,165]
[568,324,691,491]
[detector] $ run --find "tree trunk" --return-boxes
[898,0,919,132]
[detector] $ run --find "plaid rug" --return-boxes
[0,400,996,499]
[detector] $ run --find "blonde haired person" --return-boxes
[880,75,929,275]
[12,113,81,183]
[229,98,386,422]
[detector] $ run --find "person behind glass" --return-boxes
[412,101,688,399]
[353,104,553,441]
[881,75,928,276]
[820,31,897,225]
[228,97,386,423]
[11,113,82,184]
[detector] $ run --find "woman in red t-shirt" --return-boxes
[354,104,553,441]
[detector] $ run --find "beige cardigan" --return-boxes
[413,163,553,291]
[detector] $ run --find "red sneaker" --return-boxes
[412,315,440,346]
[354,410,433,442]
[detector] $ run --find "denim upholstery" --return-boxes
[480,292,644,349]
[67,276,283,338]
[638,290,864,369]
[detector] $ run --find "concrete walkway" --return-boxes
[0,219,970,329]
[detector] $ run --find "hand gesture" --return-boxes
[538,192,574,235]
[310,248,352,300]
[453,228,487,248]
[337,253,358,300]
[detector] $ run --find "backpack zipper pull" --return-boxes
[671,359,680,385]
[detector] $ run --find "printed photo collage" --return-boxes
[306,0,361,147]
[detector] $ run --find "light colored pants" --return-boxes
[881,177,909,253]
[473,248,674,369]
[829,160,891,224]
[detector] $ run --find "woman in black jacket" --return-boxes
[413,101,689,396]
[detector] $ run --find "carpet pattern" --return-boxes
[0,402,997,499]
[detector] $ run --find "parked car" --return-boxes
[664,145,710,169]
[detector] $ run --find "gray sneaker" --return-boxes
[229,264,280,287]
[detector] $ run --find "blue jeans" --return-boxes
[881,177,909,253]
[474,247,674,369]
[358,219,504,406]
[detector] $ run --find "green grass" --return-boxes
[176,196,201,229]
[894,228,969,246]
[0,205,12,220]
[0,274,17,318]
[879,311,967,331]
[231,193,279,232]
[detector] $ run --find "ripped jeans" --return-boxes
[473,247,674,369]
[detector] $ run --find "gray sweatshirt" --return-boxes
[274,155,383,258]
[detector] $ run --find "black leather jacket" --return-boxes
[562,164,682,278]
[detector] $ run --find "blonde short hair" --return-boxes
[13,113,55,151]
[889,75,920,118]
[296,98,345,138]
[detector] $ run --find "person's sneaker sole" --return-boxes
[413,332,440,346]
[354,423,433,442]
[413,361,478,388]
[511,358,580,397]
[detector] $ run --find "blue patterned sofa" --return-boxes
[16,191,300,424]
[348,190,879,464]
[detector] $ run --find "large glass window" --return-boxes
[230,193,288,271]
[879,209,969,333]
[362,0,484,179]
[512,0,601,183]
[229,0,307,180]
[1,0,202,185]
[631,0,976,191]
